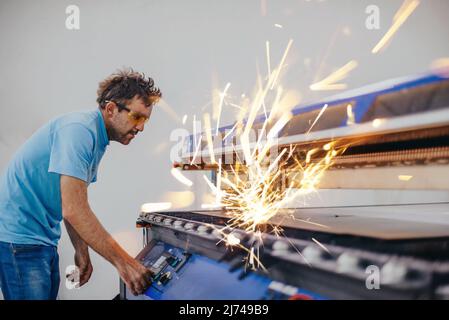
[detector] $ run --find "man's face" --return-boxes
[108,96,153,145]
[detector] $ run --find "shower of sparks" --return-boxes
[310,60,358,91]
[372,0,420,54]
[195,40,349,270]
[170,168,193,187]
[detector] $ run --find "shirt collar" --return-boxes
[96,109,110,148]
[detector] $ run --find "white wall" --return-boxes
[0,0,448,299]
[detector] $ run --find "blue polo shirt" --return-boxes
[0,110,109,247]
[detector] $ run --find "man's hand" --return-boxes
[117,258,153,296]
[66,250,93,287]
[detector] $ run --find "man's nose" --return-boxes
[136,122,145,132]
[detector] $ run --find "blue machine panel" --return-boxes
[138,241,326,300]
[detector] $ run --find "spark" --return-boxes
[312,237,331,254]
[222,122,239,141]
[182,114,188,125]
[306,104,328,134]
[266,41,271,77]
[270,39,293,90]
[274,24,283,28]
[372,0,420,54]
[141,202,172,213]
[227,233,241,246]
[310,60,358,91]
[228,103,244,110]
[398,175,413,181]
[171,168,193,187]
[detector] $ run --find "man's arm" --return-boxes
[64,219,92,287]
[60,175,152,295]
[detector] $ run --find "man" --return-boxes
[0,68,161,299]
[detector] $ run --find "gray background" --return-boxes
[0,0,448,299]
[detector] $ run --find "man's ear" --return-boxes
[104,102,115,117]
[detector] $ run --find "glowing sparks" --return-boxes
[171,168,193,187]
[270,39,294,90]
[372,0,420,54]
[266,41,271,77]
[227,233,241,246]
[141,202,172,213]
[312,238,331,254]
[274,24,283,28]
[306,104,328,134]
[222,122,239,141]
[182,114,188,125]
[189,41,348,270]
[398,175,413,181]
[310,60,358,91]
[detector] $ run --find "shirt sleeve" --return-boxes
[48,124,95,183]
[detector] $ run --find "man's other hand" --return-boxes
[66,250,93,287]
[118,258,153,296]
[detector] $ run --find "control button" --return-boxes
[158,271,172,286]
[381,260,408,285]
[173,220,184,229]
[163,219,173,226]
[197,225,210,234]
[336,252,361,274]
[302,246,324,264]
[184,222,195,230]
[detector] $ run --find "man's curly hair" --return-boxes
[97,68,162,108]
